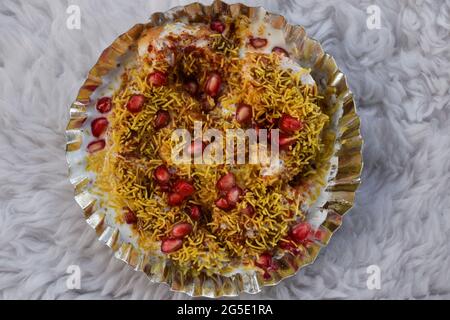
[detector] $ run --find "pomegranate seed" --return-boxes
[290,222,311,243]
[147,71,167,87]
[278,134,297,150]
[314,229,325,241]
[161,238,183,253]
[173,180,195,198]
[216,172,236,192]
[91,117,108,138]
[279,114,303,134]
[154,110,171,130]
[204,72,222,97]
[272,46,289,57]
[168,193,184,206]
[215,198,231,210]
[210,20,225,33]
[87,140,105,153]
[235,103,252,125]
[188,205,202,221]
[126,95,145,113]
[256,253,272,269]
[153,165,171,185]
[171,222,193,239]
[263,272,272,280]
[159,184,171,193]
[278,238,297,252]
[188,140,206,156]
[96,97,112,113]
[249,37,268,49]
[241,204,255,217]
[123,207,137,224]
[184,80,198,96]
[226,186,243,206]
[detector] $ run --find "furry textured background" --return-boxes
[0,0,449,300]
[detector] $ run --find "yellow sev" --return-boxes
[86,18,328,275]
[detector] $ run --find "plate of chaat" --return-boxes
[66,0,363,297]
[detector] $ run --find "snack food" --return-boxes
[66,1,362,297]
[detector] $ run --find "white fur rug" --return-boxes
[0,0,449,300]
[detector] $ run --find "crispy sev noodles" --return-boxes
[86,18,328,276]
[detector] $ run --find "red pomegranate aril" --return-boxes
[279,114,303,134]
[216,172,236,192]
[168,193,184,206]
[161,238,183,253]
[91,117,108,138]
[278,134,297,150]
[272,46,289,57]
[153,165,171,185]
[263,271,272,280]
[314,229,325,241]
[290,222,311,243]
[147,71,167,87]
[159,184,171,193]
[189,205,202,221]
[123,207,137,224]
[184,80,198,96]
[96,97,112,113]
[210,20,225,33]
[226,186,243,205]
[249,37,268,49]
[241,204,255,217]
[188,140,206,156]
[278,238,297,252]
[126,95,145,113]
[154,110,171,130]
[171,222,193,239]
[235,103,252,125]
[87,140,105,153]
[173,180,195,198]
[256,253,272,269]
[215,198,231,210]
[205,72,222,97]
